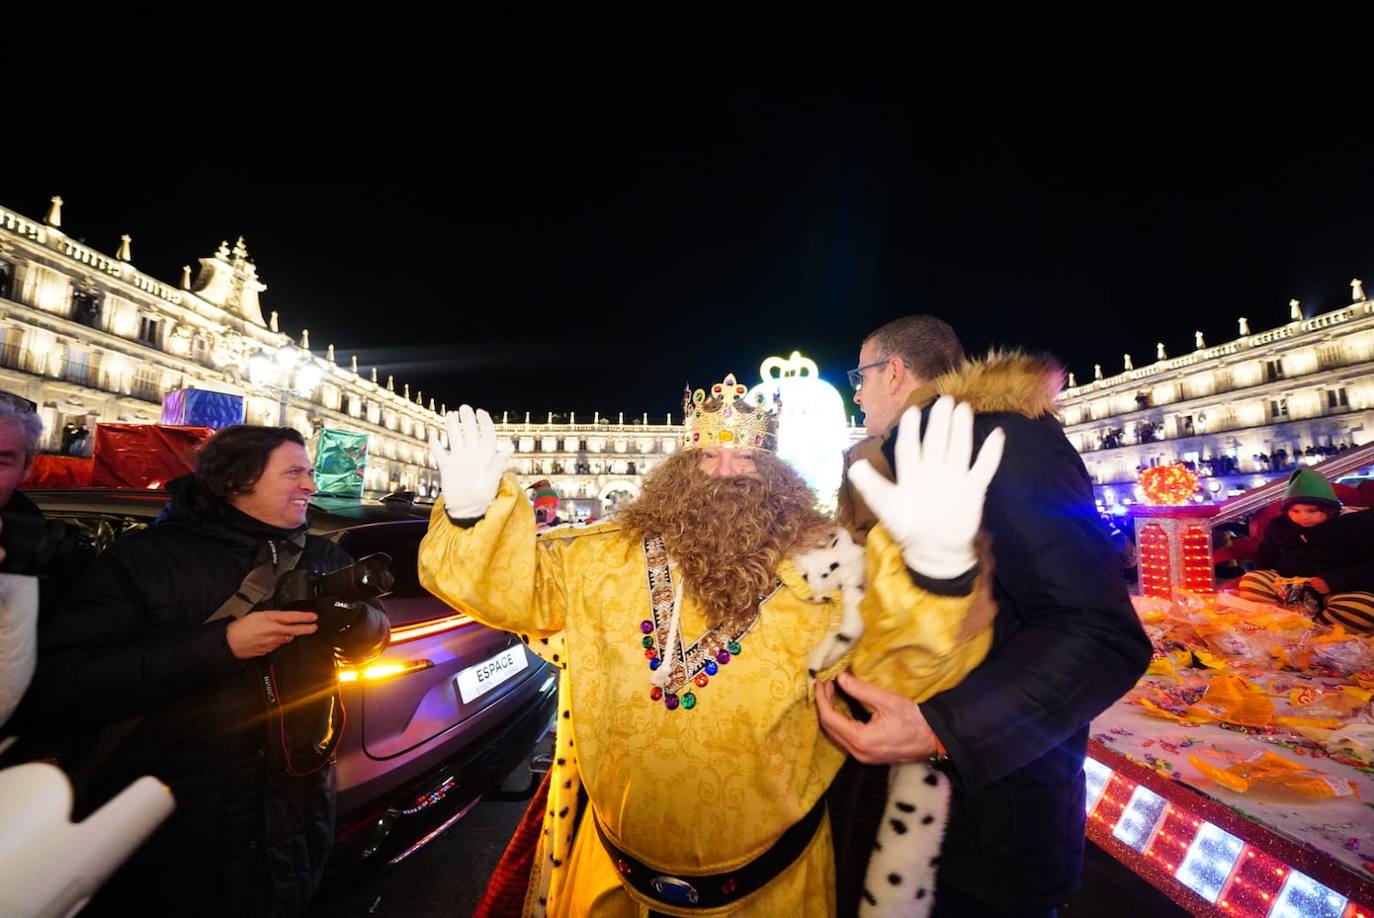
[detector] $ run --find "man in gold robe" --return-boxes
[419,377,1002,916]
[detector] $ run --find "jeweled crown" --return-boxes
[681,373,779,452]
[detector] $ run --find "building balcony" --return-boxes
[1080,404,1367,456]
[61,360,95,388]
[0,342,44,375]
[129,379,164,403]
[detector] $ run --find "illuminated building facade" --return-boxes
[0,197,865,514]
[0,198,453,498]
[0,199,696,513]
[497,414,681,521]
[1059,293,1374,504]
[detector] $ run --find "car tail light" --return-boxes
[337,659,435,683]
[387,613,474,644]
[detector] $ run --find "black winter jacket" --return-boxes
[841,354,1151,912]
[0,490,97,755]
[29,475,389,917]
[0,489,97,614]
[1253,511,1374,594]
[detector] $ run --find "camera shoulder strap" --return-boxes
[204,532,309,624]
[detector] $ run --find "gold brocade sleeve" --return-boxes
[847,524,994,704]
[418,474,571,640]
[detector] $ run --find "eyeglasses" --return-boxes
[0,391,36,413]
[847,357,897,391]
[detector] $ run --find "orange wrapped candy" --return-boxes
[1187,674,1274,727]
[1189,749,1354,798]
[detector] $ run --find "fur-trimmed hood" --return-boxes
[837,350,1064,540]
[929,350,1064,420]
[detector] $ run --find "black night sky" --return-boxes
[13,9,1374,421]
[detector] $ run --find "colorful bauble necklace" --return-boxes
[639,537,773,711]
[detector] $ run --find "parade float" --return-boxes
[1088,450,1374,916]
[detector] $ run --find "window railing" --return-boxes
[129,379,163,403]
[1077,404,1359,455]
[62,360,92,387]
[0,342,49,375]
[0,342,27,372]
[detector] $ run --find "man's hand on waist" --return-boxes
[226,610,318,659]
[815,671,940,764]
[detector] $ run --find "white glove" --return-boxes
[0,574,38,730]
[847,396,1005,580]
[428,405,514,520]
[0,763,174,918]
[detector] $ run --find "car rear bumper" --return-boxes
[324,667,559,885]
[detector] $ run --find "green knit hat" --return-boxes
[529,479,560,513]
[1281,468,1340,512]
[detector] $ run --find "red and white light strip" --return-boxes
[1084,753,1370,917]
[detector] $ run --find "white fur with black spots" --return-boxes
[796,527,949,916]
[858,761,948,917]
[792,527,867,678]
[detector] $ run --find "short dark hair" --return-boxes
[863,315,965,381]
[197,425,306,499]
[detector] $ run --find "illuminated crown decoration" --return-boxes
[682,373,780,452]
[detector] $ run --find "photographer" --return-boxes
[27,426,389,917]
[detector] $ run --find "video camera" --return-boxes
[270,553,395,636]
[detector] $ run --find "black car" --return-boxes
[26,487,557,882]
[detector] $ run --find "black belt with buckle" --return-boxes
[593,793,827,910]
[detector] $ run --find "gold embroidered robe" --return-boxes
[418,476,991,916]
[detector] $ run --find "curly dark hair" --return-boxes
[196,425,306,500]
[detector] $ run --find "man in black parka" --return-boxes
[0,394,97,761]
[822,316,1152,917]
[28,425,389,916]
[0,395,96,615]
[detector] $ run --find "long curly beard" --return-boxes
[617,450,833,630]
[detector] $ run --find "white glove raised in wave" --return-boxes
[428,405,514,521]
[847,396,1005,581]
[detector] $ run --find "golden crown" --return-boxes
[681,373,779,452]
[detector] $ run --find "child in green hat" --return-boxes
[528,479,562,531]
[1238,468,1374,631]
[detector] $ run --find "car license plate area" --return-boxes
[455,646,528,704]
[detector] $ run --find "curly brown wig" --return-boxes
[618,449,833,628]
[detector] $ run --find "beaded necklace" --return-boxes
[639,537,776,711]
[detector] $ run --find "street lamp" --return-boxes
[248,343,322,426]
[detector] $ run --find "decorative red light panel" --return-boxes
[1218,846,1291,917]
[1139,523,1172,598]
[1182,524,1216,594]
[1143,804,1203,875]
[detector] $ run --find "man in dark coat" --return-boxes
[821,316,1151,917]
[0,394,96,612]
[27,425,390,917]
[0,396,98,764]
